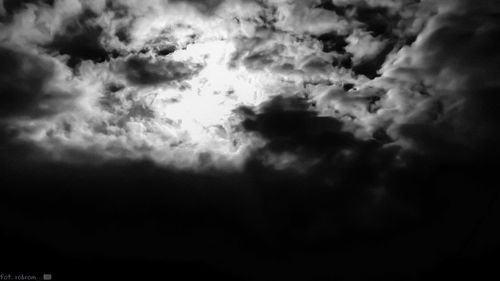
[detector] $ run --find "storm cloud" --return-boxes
[1,0,500,280]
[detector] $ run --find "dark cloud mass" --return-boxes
[354,5,396,38]
[118,56,202,86]
[46,10,109,68]
[316,32,349,53]
[170,0,225,14]
[1,0,500,280]
[0,46,56,117]
[1,0,54,19]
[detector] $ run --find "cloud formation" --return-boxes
[0,0,497,172]
[2,1,500,279]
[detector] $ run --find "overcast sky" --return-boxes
[1,0,500,280]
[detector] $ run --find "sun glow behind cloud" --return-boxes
[6,5,295,169]
[2,0,477,171]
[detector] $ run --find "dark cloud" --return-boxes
[156,45,177,56]
[1,0,54,20]
[115,26,132,44]
[312,3,413,78]
[354,5,397,38]
[170,0,225,14]
[316,32,349,53]
[332,53,353,69]
[105,1,130,19]
[315,0,352,17]
[0,46,58,117]
[241,96,357,154]
[45,10,109,68]
[118,56,202,86]
[391,0,500,154]
[238,96,432,237]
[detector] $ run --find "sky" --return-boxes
[1,0,500,280]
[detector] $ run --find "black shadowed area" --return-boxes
[45,10,109,68]
[118,56,202,86]
[1,0,54,19]
[316,32,349,54]
[0,46,55,117]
